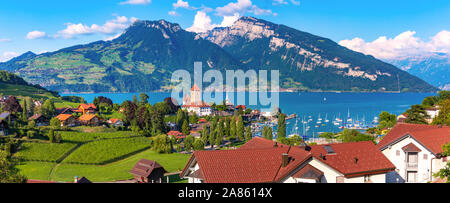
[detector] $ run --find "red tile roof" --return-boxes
[408,128,450,155]
[378,123,450,155]
[181,137,395,182]
[292,164,324,180]
[378,123,443,150]
[182,101,211,108]
[309,141,395,178]
[236,105,246,110]
[168,131,186,139]
[56,114,73,121]
[78,103,97,110]
[78,114,98,121]
[184,146,311,183]
[27,179,57,183]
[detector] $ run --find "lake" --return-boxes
[62,92,435,138]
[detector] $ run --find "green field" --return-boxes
[16,142,78,162]
[63,137,152,164]
[15,129,191,182]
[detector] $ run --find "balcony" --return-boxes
[405,162,418,170]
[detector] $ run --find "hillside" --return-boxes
[0,17,438,93]
[0,70,59,100]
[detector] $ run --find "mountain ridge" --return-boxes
[0,17,438,93]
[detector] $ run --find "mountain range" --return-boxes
[386,53,449,91]
[0,16,438,93]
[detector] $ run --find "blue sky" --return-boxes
[0,0,449,61]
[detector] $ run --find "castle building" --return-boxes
[182,84,212,116]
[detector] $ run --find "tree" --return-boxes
[184,135,195,152]
[209,122,216,147]
[50,117,60,127]
[193,139,205,151]
[422,96,437,107]
[405,105,429,124]
[25,97,34,116]
[245,126,252,142]
[267,127,273,140]
[338,129,375,143]
[0,150,27,183]
[229,117,236,140]
[54,132,62,143]
[121,100,138,125]
[277,113,286,139]
[22,98,28,121]
[433,143,450,183]
[215,121,224,147]
[237,116,244,141]
[139,93,149,105]
[377,111,397,130]
[40,99,56,118]
[176,109,186,130]
[182,120,190,136]
[48,129,55,143]
[432,99,450,126]
[201,124,208,144]
[152,134,173,154]
[287,135,303,146]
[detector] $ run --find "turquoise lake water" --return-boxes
[62,92,435,138]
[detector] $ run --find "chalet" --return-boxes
[28,114,49,126]
[33,100,43,107]
[0,112,16,125]
[78,114,101,127]
[397,114,408,123]
[182,84,212,116]
[0,119,7,136]
[130,159,167,183]
[378,123,450,183]
[56,114,77,127]
[77,103,98,115]
[180,137,395,183]
[107,118,124,127]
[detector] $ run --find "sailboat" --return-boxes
[325,113,329,123]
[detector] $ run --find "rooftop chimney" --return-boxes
[354,157,359,164]
[281,153,289,167]
[274,142,278,148]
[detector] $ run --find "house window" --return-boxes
[396,150,400,156]
[423,154,428,160]
[364,175,371,183]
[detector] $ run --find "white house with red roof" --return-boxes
[180,137,395,183]
[378,123,450,183]
[182,84,212,116]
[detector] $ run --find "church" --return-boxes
[182,84,212,116]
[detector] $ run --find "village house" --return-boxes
[56,114,77,127]
[0,112,16,125]
[107,118,124,128]
[425,106,440,124]
[78,114,101,127]
[182,84,212,116]
[130,159,167,183]
[397,114,408,123]
[377,123,450,183]
[180,137,395,183]
[77,103,98,115]
[28,114,49,126]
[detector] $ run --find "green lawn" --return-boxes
[20,149,190,182]
[63,137,152,164]
[15,142,78,162]
[16,161,56,181]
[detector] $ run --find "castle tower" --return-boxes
[191,83,201,105]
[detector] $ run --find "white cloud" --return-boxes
[215,0,273,17]
[290,0,301,6]
[120,0,151,5]
[0,38,11,43]
[273,0,288,5]
[104,33,122,41]
[26,31,47,40]
[168,11,179,16]
[338,30,450,59]
[173,0,192,9]
[219,13,240,27]
[0,51,20,62]
[186,11,218,33]
[56,16,138,39]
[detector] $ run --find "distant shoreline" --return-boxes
[60,90,439,94]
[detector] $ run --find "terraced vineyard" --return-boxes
[15,128,190,182]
